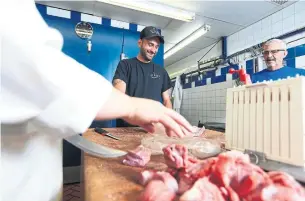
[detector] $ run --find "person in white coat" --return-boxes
[0,1,193,201]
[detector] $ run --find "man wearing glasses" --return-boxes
[251,39,305,83]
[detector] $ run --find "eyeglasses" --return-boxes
[262,49,285,55]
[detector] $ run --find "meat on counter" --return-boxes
[138,144,305,201]
[122,145,151,167]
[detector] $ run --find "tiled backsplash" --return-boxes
[180,79,234,125]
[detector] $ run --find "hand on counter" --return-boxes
[123,97,193,137]
[95,88,194,138]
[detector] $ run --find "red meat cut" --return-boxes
[185,157,218,178]
[244,184,305,201]
[163,144,198,169]
[138,170,178,193]
[138,180,176,201]
[177,169,197,195]
[138,144,305,201]
[179,177,226,201]
[122,145,151,167]
[176,157,218,194]
[163,144,188,169]
[268,171,305,196]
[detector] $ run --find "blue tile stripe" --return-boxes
[181,44,304,89]
[285,58,296,68]
[246,60,253,70]
[35,3,148,33]
[195,79,206,87]
[211,75,226,84]
[295,44,305,57]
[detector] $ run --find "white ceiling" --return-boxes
[36,0,297,67]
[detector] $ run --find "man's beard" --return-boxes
[140,48,153,62]
[265,57,276,69]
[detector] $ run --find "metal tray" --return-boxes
[244,149,305,184]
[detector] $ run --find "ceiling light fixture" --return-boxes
[164,24,211,60]
[97,0,195,22]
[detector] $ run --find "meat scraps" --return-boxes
[163,144,198,169]
[138,144,305,201]
[122,145,151,167]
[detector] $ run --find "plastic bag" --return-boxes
[150,123,206,137]
[141,134,222,159]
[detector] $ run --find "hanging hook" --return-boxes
[87,39,92,53]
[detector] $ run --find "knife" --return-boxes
[94,127,120,140]
[65,135,127,158]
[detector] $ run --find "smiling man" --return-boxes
[251,39,305,83]
[113,26,172,127]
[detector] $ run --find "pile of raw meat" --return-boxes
[137,144,305,201]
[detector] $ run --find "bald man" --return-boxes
[251,39,305,83]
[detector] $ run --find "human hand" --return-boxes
[123,97,194,137]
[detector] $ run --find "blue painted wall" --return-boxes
[36,4,164,127]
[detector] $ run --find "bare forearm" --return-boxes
[95,88,133,120]
[162,89,172,109]
[164,99,172,109]
[113,79,126,93]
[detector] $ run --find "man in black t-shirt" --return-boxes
[112,26,172,127]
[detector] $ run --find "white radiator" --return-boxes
[225,76,305,167]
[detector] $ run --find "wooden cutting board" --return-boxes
[82,127,224,201]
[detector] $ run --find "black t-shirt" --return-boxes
[113,57,172,102]
[113,57,172,127]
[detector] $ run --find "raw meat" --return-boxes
[122,145,151,167]
[138,170,156,186]
[163,144,188,169]
[268,171,305,196]
[219,186,240,201]
[177,158,218,194]
[210,150,264,187]
[162,144,198,169]
[137,144,305,201]
[244,185,305,201]
[138,170,178,193]
[177,169,198,195]
[138,180,176,201]
[166,167,179,177]
[185,157,218,178]
[179,177,226,201]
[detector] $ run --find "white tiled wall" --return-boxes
[180,79,234,125]
[227,1,305,55]
[296,55,305,69]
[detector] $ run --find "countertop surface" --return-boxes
[82,127,224,201]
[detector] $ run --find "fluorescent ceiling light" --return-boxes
[164,25,211,60]
[97,0,195,22]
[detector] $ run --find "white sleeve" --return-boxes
[1,1,113,137]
